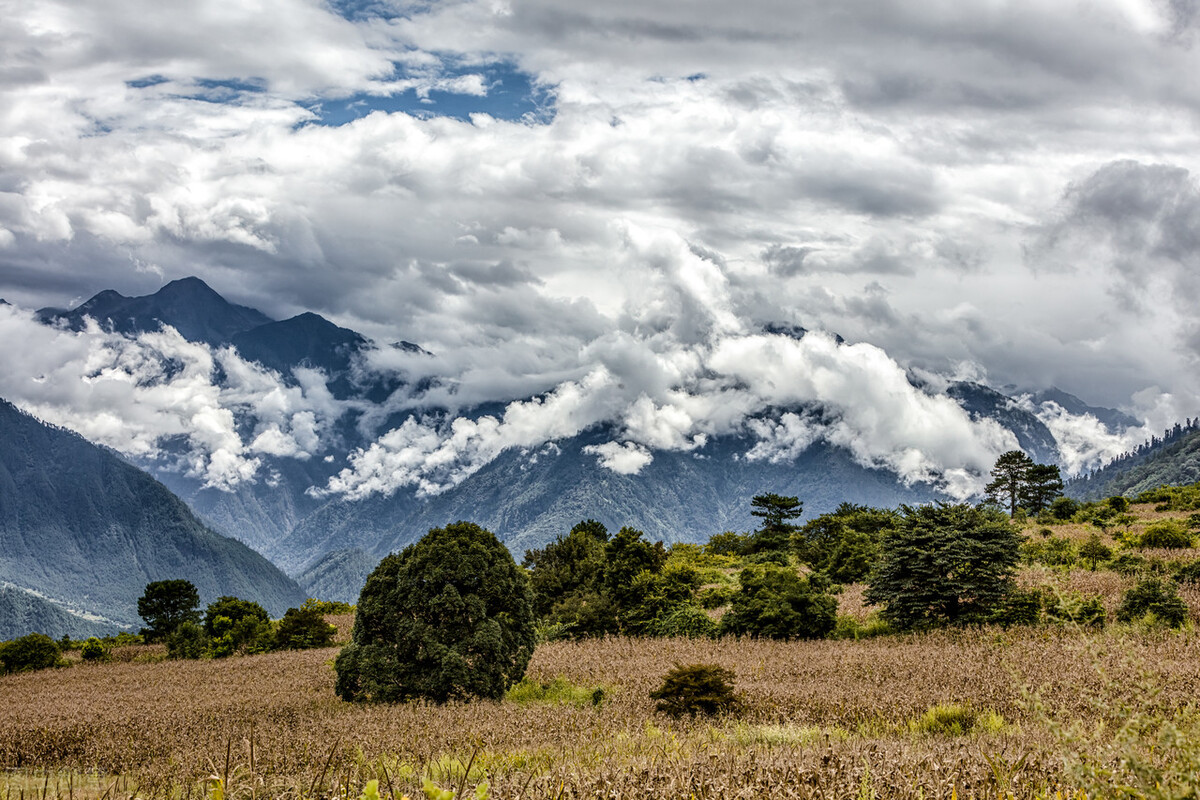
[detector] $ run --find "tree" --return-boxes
[137,579,201,643]
[1116,578,1188,628]
[523,520,609,617]
[718,564,837,640]
[1078,534,1112,571]
[985,451,1035,516]
[1020,464,1064,514]
[275,606,336,650]
[746,493,803,553]
[335,521,536,703]
[650,664,741,717]
[0,633,61,674]
[864,503,1021,629]
[203,596,269,637]
[603,526,667,610]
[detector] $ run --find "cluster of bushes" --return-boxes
[0,632,64,674]
[137,581,339,660]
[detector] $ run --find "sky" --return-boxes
[2,0,1199,498]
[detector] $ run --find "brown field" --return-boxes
[4,624,1200,800]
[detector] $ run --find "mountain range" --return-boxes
[24,277,1145,605]
[0,399,305,638]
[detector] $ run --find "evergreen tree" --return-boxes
[985,450,1035,516]
[746,493,803,553]
[137,579,201,643]
[1020,464,1064,514]
[865,503,1020,629]
[718,564,836,640]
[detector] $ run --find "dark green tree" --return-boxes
[523,520,609,617]
[275,606,336,650]
[864,503,1021,629]
[1079,534,1112,571]
[335,522,536,703]
[137,579,201,643]
[0,632,61,673]
[1116,578,1188,628]
[746,493,803,553]
[1020,464,1064,514]
[800,503,900,582]
[985,451,1035,516]
[650,664,741,717]
[602,527,667,610]
[718,564,837,640]
[203,596,269,636]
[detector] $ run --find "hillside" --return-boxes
[1066,421,1200,500]
[0,399,306,635]
[0,584,114,641]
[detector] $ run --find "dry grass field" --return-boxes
[4,623,1200,800]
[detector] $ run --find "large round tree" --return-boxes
[335,521,536,703]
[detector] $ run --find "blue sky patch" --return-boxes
[304,61,555,126]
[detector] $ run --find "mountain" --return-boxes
[38,277,274,345]
[946,382,1059,465]
[1066,421,1200,501]
[0,585,115,641]
[296,548,378,605]
[0,399,306,636]
[1031,387,1141,433]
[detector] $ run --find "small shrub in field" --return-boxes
[1109,551,1151,575]
[1138,520,1194,549]
[988,587,1044,627]
[1046,591,1106,628]
[80,637,110,662]
[831,613,893,640]
[274,606,336,650]
[1116,578,1188,628]
[650,663,741,718]
[911,703,1004,736]
[0,633,61,673]
[1174,560,1200,585]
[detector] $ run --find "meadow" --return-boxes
[5,500,1200,799]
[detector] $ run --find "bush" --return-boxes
[335,521,536,703]
[696,584,736,609]
[649,663,741,718]
[988,587,1044,627]
[506,676,605,707]
[275,606,336,650]
[1045,591,1106,628]
[704,531,749,557]
[830,613,893,640]
[0,633,61,674]
[911,703,1004,736]
[80,637,110,662]
[1138,520,1194,549]
[646,604,719,638]
[166,620,209,659]
[718,565,836,640]
[1108,552,1150,575]
[1116,578,1188,628]
[1174,560,1200,585]
[1049,496,1081,521]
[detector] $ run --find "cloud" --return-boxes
[582,441,654,475]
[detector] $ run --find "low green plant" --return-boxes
[80,637,110,662]
[166,620,208,659]
[505,676,605,707]
[1045,591,1106,628]
[910,703,1005,736]
[649,663,741,718]
[831,613,894,640]
[1137,520,1195,549]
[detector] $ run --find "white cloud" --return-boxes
[582,441,654,475]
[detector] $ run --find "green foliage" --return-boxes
[619,561,702,634]
[523,521,609,617]
[204,597,269,637]
[166,620,208,659]
[0,632,61,674]
[335,521,536,703]
[1078,534,1113,570]
[649,663,741,718]
[1116,577,1188,628]
[1021,464,1065,514]
[1046,591,1106,628]
[602,527,667,610]
[718,565,836,640]
[830,613,893,640]
[911,704,1004,736]
[1137,519,1195,549]
[645,604,719,638]
[746,493,803,554]
[1108,551,1150,575]
[985,450,1036,515]
[1048,496,1081,521]
[1173,559,1200,585]
[138,579,201,643]
[1107,495,1131,512]
[703,531,748,557]
[80,637,110,662]
[1021,535,1077,567]
[274,606,336,650]
[505,676,605,707]
[696,584,736,609]
[799,503,898,583]
[543,591,619,638]
[865,503,1021,629]
[300,598,354,614]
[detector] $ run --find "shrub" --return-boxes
[0,633,61,674]
[204,597,270,636]
[1049,496,1081,521]
[80,637,110,662]
[696,584,736,609]
[1138,520,1194,549]
[1108,496,1130,513]
[1045,591,1106,628]
[335,521,536,703]
[1108,552,1150,575]
[831,613,893,640]
[506,676,605,707]
[646,604,719,638]
[650,663,741,718]
[718,565,836,640]
[1079,534,1113,570]
[1116,578,1188,628]
[275,606,336,650]
[1174,560,1200,585]
[544,591,619,638]
[988,587,1044,627]
[704,531,749,557]
[165,620,209,659]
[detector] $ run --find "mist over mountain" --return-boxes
[0,278,1152,606]
[0,398,305,636]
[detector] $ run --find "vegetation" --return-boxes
[985,450,1064,515]
[274,606,337,650]
[717,565,836,639]
[335,521,536,703]
[138,579,201,643]
[649,663,741,717]
[0,632,60,673]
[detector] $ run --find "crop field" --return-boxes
[4,618,1200,799]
